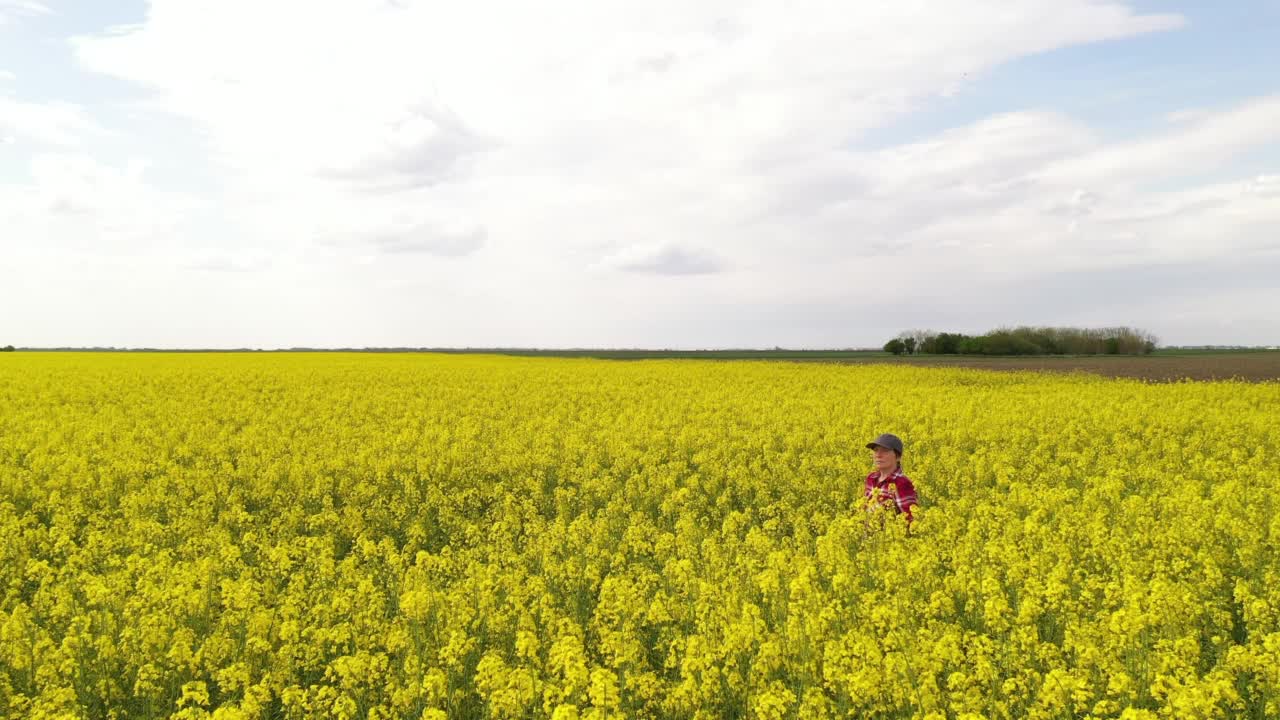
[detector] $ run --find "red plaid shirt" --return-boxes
[864,467,918,523]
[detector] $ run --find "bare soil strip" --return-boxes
[825,353,1280,382]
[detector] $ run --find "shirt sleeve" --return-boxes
[895,477,918,521]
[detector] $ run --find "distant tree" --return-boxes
[920,326,1159,355]
[895,326,1156,356]
[884,338,906,356]
[903,329,933,353]
[896,329,936,354]
[1136,328,1160,354]
[933,332,967,354]
[1,345,13,352]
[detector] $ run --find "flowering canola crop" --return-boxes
[1,353,1277,720]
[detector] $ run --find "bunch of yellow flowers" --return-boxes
[1,352,1276,719]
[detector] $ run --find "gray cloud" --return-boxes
[319,104,492,192]
[363,223,486,258]
[607,243,727,276]
[1046,189,1101,218]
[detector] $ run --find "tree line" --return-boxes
[883,326,1158,356]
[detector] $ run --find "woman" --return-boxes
[864,433,918,525]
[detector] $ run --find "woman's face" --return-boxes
[871,445,899,473]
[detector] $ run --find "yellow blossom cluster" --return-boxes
[1,352,1277,719]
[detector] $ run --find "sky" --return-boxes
[1,0,1278,349]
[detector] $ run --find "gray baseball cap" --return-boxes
[865,433,904,454]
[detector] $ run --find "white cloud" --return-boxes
[685,94,1280,309]
[347,221,487,258]
[601,242,726,275]
[1037,96,1280,186]
[1244,174,1280,197]
[0,0,48,25]
[0,92,103,147]
[1164,108,1208,124]
[1,153,202,252]
[71,1,1184,267]
[180,248,274,273]
[3,0,1270,346]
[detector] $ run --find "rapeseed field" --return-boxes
[1,353,1276,719]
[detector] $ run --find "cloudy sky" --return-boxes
[2,1,1278,348]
